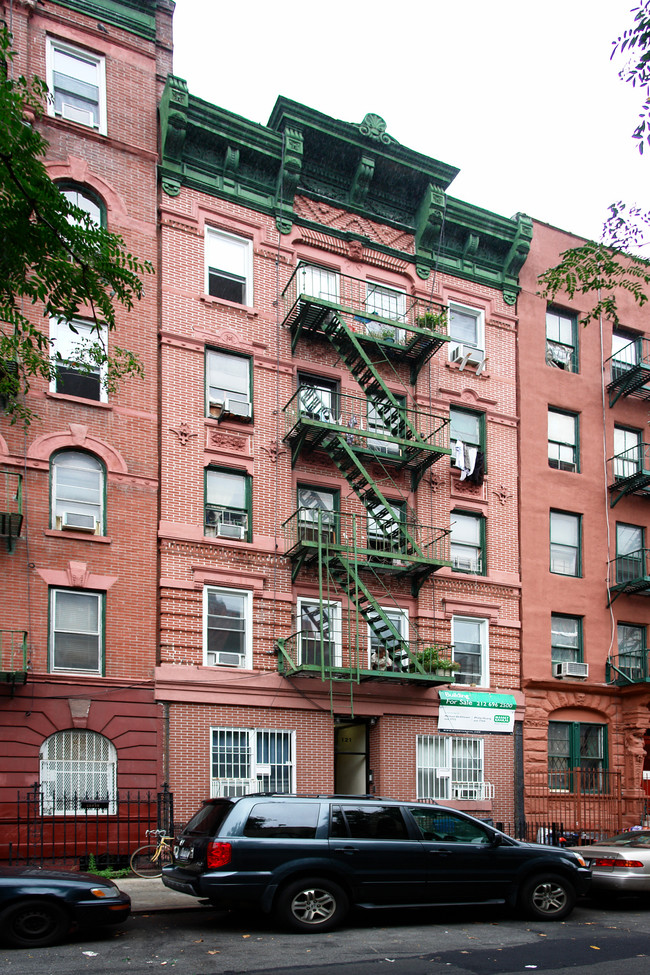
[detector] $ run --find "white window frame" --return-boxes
[417,735,486,801]
[49,588,103,674]
[203,586,253,669]
[49,317,108,402]
[452,615,489,686]
[297,264,339,303]
[448,301,485,358]
[40,730,117,815]
[297,597,342,668]
[51,450,104,534]
[368,606,409,670]
[365,281,406,342]
[210,727,296,797]
[204,227,253,305]
[450,512,483,574]
[46,38,107,135]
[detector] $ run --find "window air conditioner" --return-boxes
[207,651,244,668]
[451,345,485,368]
[61,511,97,533]
[452,556,479,572]
[224,398,252,420]
[553,661,589,679]
[60,103,95,127]
[217,522,246,540]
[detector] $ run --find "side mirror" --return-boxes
[491,832,503,847]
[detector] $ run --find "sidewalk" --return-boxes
[116,877,206,914]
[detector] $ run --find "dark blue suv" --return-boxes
[163,794,591,932]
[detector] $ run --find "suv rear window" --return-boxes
[183,800,233,836]
[243,801,320,839]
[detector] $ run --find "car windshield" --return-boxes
[594,831,650,847]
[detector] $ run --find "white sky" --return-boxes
[172,0,649,243]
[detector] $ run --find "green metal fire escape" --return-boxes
[277,266,453,686]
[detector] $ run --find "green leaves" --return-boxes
[612,1,650,153]
[0,26,153,423]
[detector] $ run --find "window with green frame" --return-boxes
[548,721,607,792]
[449,407,486,469]
[548,409,579,472]
[615,522,644,584]
[617,623,647,680]
[546,308,578,372]
[367,498,406,553]
[550,510,581,576]
[366,395,405,455]
[206,348,252,420]
[205,468,251,541]
[551,614,582,665]
[49,588,104,674]
[450,511,485,574]
[296,485,338,543]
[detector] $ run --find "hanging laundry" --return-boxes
[468,450,485,486]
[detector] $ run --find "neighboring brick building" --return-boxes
[157,86,530,824]
[518,220,650,834]
[0,0,172,815]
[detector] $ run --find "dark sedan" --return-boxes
[0,866,131,948]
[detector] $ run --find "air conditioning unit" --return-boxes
[451,344,485,368]
[61,511,97,533]
[59,103,95,127]
[554,661,589,680]
[452,556,480,572]
[207,651,244,668]
[224,398,252,420]
[217,522,246,540]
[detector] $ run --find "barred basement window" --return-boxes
[210,727,295,797]
[417,735,487,801]
[40,730,117,814]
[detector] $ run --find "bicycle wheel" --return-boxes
[130,844,170,878]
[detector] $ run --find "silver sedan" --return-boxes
[568,830,650,895]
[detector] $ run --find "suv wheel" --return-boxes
[275,877,349,932]
[518,873,576,921]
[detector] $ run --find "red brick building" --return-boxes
[518,219,650,834]
[0,0,172,819]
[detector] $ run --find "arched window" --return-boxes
[40,730,117,814]
[51,450,104,533]
[58,183,105,226]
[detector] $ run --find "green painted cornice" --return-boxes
[50,0,158,40]
[159,79,532,296]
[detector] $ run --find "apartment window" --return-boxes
[211,727,294,797]
[297,264,339,303]
[545,308,578,372]
[365,282,406,340]
[297,485,337,542]
[548,721,606,792]
[205,228,252,304]
[206,349,251,419]
[49,589,103,674]
[551,614,582,665]
[59,184,104,226]
[448,302,484,356]
[548,409,579,472]
[40,730,116,815]
[611,330,638,381]
[550,510,581,576]
[297,375,337,422]
[417,736,485,801]
[452,616,488,685]
[613,426,642,480]
[617,623,646,680]
[367,499,406,553]
[297,598,341,668]
[616,522,644,584]
[50,318,107,401]
[205,469,250,540]
[369,607,408,671]
[203,587,252,669]
[366,396,405,454]
[51,450,104,534]
[450,511,485,574]
[450,407,484,456]
[47,39,106,133]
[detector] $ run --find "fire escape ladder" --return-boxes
[325,552,406,656]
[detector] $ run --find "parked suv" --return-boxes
[162,794,591,932]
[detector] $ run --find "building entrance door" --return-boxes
[334,722,368,794]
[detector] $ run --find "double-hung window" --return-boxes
[297,264,339,303]
[448,302,484,358]
[617,623,646,680]
[366,396,404,455]
[551,614,582,665]
[450,408,484,464]
[616,522,644,584]
[546,309,578,372]
[210,727,294,797]
[297,375,337,423]
[548,409,579,472]
[205,469,250,540]
[550,510,581,576]
[297,486,337,542]
[50,318,107,402]
[47,39,106,133]
[365,283,406,341]
[611,330,639,383]
[205,228,252,304]
[450,511,484,574]
[548,721,606,792]
[417,735,486,801]
[367,499,406,554]
[613,426,642,480]
[203,587,252,669]
[52,450,104,534]
[452,616,488,685]
[49,589,103,674]
[297,598,341,668]
[206,349,251,419]
[369,606,408,671]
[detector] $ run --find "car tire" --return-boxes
[274,877,349,932]
[518,873,576,921]
[0,899,70,948]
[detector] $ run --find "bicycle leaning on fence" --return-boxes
[130,829,174,878]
